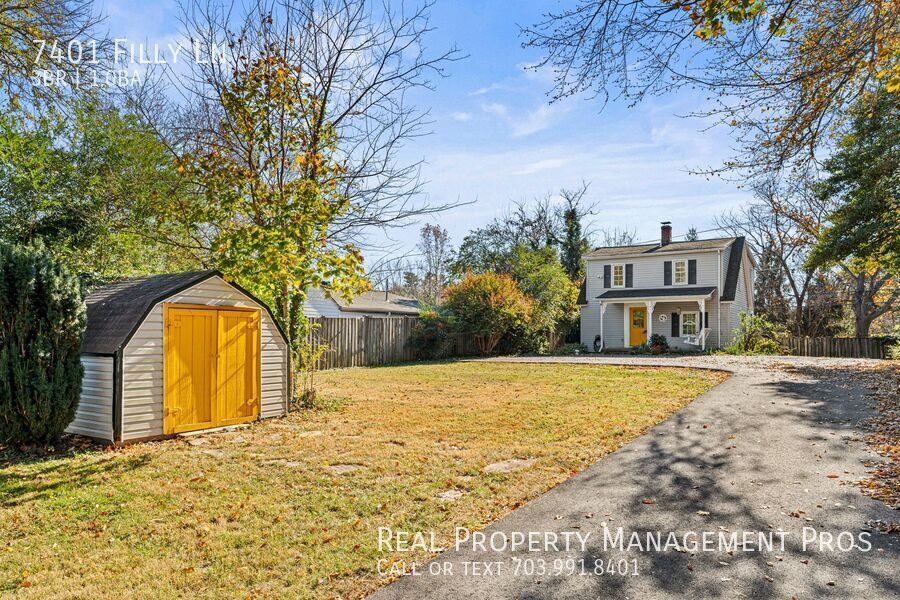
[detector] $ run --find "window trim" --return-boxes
[673,259,688,285]
[680,311,699,337]
[612,263,625,288]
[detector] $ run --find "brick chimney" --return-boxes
[661,222,672,246]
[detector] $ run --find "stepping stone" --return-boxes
[263,458,302,467]
[483,458,537,474]
[297,431,324,438]
[437,489,463,502]
[186,437,209,446]
[329,463,365,474]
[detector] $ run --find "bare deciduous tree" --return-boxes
[130,0,461,255]
[522,0,899,176]
[598,227,636,247]
[417,223,452,305]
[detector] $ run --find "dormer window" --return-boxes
[673,260,687,285]
[612,264,625,287]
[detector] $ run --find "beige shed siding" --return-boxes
[121,276,288,441]
[66,355,114,440]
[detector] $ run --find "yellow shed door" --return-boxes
[164,307,217,434]
[216,310,260,427]
[164,306,260,435]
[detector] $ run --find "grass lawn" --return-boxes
[0,361,726,599]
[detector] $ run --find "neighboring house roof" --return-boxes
[334,290,421,315]
[81,270,286,355]
[597,286,718,300]
[584,237,736,259]
[720,236,746,301]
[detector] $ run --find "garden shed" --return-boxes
[68,270,290,443]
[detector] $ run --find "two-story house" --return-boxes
[578,223,755,351]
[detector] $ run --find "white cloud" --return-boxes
[469,83,505,96]
[480,102,567,137]
[511,157,568,175]
[449,111,473,122]
[480,102,509,117]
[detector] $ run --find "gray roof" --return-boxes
[585,237,736,259]
[720,237,746,301]
[81,270,286,355]
[598,286,717,300]
[335,290,421,315]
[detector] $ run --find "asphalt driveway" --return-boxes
[371,355,898,599]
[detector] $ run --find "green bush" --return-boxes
[551,342,588,355]
[722,312,786,355]
[649,333,670,354]
[0,242,85,445]
[409,310,455,359]
[630,341,652,355]
[443,272,533,355]
[508,245,579,351]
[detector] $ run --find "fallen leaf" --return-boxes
[641,499,656,505]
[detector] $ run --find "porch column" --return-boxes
[645,301,655,339]
[599,302,606,351]
[697,298,706,350]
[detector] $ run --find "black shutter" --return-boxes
[625,264,633,288]
[704,312,709,329]
[671,313,679,337]
[664,261,672,286]
[603,265,611,288]
[688,259,697,284]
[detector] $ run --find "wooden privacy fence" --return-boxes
[306,316,478,370]
[780,336,892,359]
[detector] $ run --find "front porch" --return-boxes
[592,287,719,351]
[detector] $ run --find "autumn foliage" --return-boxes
[443,273,533,355]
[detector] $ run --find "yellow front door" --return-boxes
[630,307,647,346]
[164,305,260,435]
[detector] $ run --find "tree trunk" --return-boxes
[850,273,873,337]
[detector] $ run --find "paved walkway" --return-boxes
[371,356,898,599]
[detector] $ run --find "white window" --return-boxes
[681,312,699,336]
[613,264,625,287]
[674,259,688,285]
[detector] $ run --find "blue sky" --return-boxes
[98,0,752,263]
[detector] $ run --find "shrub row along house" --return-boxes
[578,223,755,351]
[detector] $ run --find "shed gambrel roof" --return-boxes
[81,270,287,355]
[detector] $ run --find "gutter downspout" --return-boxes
[716,249,722,350]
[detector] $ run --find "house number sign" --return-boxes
[658,314,668,322]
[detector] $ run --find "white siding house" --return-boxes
[303,288,421,318]
[578,223,755,351]
[69,271,290,443]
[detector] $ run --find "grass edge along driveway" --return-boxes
[0,361,727,599]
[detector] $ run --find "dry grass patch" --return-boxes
[0,361,726,599]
